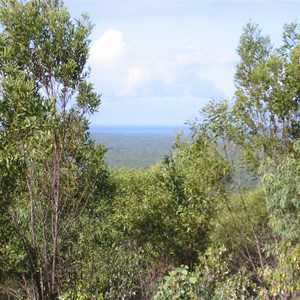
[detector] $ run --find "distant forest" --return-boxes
[91,128,183,168]
[0,0,299,299]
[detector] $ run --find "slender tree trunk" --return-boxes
[25,173,44,300]
[51,130,61,299]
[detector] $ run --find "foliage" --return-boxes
[263,142,300,241]
[0,0,107,298]
[159,134,231,261]
[154,247,257,300]
[259,242,300,299]
[213,188,268,248]
[196,22,300,170]
[259,142,300,299]
[153,265,198,300]
[185,21,300,299]
[0,6,300,299]
[87,133,230,299]
[211,188,272,284]
[195,246,258,300]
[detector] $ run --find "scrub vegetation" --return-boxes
[0,0,299,299]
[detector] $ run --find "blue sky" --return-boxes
[64,0,299,126]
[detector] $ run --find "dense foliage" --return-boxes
[0,1,299,299]
[0,0,108,298]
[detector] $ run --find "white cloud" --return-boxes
[113,47,235,98]
[89,32,237,101]
[89,29,128,69]
[117,67,148,96]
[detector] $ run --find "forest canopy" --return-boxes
[0,0,299,299]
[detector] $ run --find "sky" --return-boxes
[64,0,300,126]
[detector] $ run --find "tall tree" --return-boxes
[198,22,300,170]
[0,0,106,298]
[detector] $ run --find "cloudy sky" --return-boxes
[64,0,299,126]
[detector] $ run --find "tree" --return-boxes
[198,22,300,171]
[184,22,300,299]
[0,0,107,298]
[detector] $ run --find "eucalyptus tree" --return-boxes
[198,22,300,170]
[0,0,106,298]
[191,22,300,299]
